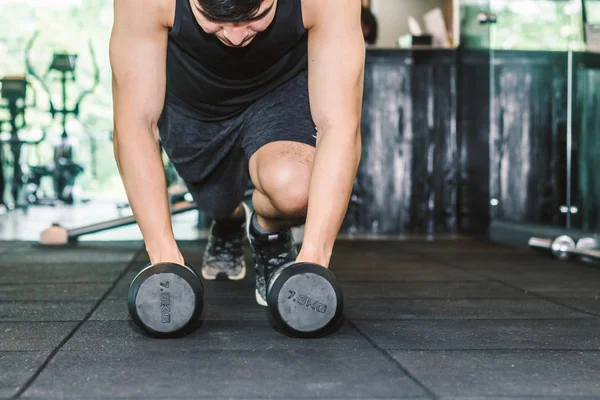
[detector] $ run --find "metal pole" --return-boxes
[566,50,573,229]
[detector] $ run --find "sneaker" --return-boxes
[201,204,248,281]
[246,210,298,306]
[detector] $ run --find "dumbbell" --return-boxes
[528,236,576,261]
[528,236,600,263]
[266,262,344,338]
[128,263,204,338]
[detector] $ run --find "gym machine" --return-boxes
[39,184,258,245]
[39,188,197,245]
[40,199,198,245]
[25,32,99,204]
[0,75,47,211]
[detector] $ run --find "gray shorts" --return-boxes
[158,71,316,219]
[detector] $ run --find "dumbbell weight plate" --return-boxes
[550,235,576,261]
[267,262,344,338]
[576,238,600,264]
[128,263,204,338]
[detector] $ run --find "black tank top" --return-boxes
[165,0,308,121]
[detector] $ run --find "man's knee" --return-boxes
[259,163,310,218]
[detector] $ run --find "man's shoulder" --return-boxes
[301,0,321,30]
[301,0,341,30]
[159,0,177,28]
[148,0,176,28]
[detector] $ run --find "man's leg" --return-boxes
[248,141,314,231]
[238,70,317,305]
[199,202,248,281]
[206,153,308,294]
[245,140,314,305]
[185,164,249,281]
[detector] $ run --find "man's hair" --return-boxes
[198,0,264,23]
[361,7,378,45]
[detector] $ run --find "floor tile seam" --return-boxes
[17,397,588,400]
[0,282,112,286]
[0,350,51,354]
[526,294,600,301]
[350,317,598,321]
[437,397,600,400]
[0,242,144,263]
[52,348,600,354]
[0,261,138,266]
[534,298,600,318]
[0,243,30,256]
[437,396,600,399]
[0,321,75,325]
[483,286,600,318]
[74,317,600,323]
[14,317,596,323]
[16,397,426,400]
[0,320,97,323]
[397,251,505,277]
[0,281,118,285]
[341,280,530,284]
[0,299,106,302]
[337,280,486,283]
[11,246,146,399]
[408,252,600,319]
[0,258,136,262]
[382,348,600,352]
[0,300,98,304]
[345,297,535,300]
[55,347,433,354]
[120,296,554,301]
[345,319,440,400]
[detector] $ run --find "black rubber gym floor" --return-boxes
[1,238,599,399]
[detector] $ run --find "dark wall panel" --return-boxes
[489,53,568,227]
[458,50,490,234]
[342,49,600,236]
[572,62,600,232]
[347,51,457,235]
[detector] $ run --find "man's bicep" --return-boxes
[110,35,167,131]
[307,0,365,133]
[110,0,169,131]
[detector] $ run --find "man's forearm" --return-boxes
[298,126,361,268]
[113,126,181,263]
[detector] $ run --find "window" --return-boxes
[461,0,589,50]
[0,0,118,199]
[586,0,600,23]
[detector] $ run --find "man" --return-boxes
[110,0,364,306]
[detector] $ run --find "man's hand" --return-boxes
[296,244,331,268]
[149,246,186,267]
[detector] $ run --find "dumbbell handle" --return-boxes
[568,247,600,260]
[528,237,553,249]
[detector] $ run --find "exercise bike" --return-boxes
[24,31,99,204]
